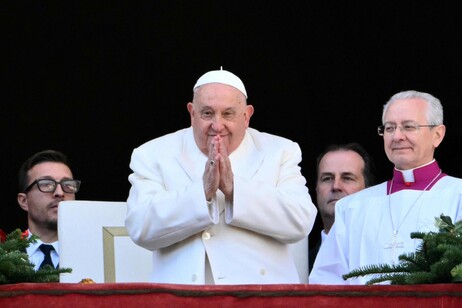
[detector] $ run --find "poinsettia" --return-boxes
[0,228,72,284]
[0,229,6,243]
[20,230,29,240]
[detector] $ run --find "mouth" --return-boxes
[392,146,411,151]
[328,199,339,205]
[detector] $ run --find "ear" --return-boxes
[187,102,194,113]
[244,105,254,124]
[17,193,29,212]
[186,102,195,126]
[433,124,446,148]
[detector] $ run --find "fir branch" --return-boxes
[0,228,72,284]
[343,214,462,285]
[451,263,462,281]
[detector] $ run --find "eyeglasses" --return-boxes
[24,179,81,194]
[377,123,437,136]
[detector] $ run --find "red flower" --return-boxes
[21,230,30,240]
[0,229,6,243]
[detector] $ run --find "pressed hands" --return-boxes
[203,135,234,203]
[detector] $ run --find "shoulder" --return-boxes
[439,175,462,186]
[346,182,387,199]
[434,175,462,195]
[247,127,299,149]
[130,128,190,161]
[336,182,388,207]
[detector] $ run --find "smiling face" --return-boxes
[17,162,76,237]
[382,98,445,170]
[187,83,254,155]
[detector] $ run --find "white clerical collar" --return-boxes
[394,159,435,183]
[400,169,415,183]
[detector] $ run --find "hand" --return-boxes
[203,135,234,202]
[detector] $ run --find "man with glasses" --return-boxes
[17,149,81,270]
[309,90,462,284]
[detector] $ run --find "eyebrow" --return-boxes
[35,176,74,180]
[320,171,357,177]
[384,120,418,124]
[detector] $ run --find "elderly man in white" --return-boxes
[309,90,462,285]
[125,68,317,285]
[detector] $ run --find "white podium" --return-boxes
[58,200,152,283]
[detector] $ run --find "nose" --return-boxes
[331,178,343,191]
[53,184,65,197]
[392,126,407,139]
[211,115,225,131]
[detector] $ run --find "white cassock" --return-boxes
[309,161,462,285]
[126,127,317,284]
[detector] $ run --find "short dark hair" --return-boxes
[316,142,375,187]
[18,150,72,192]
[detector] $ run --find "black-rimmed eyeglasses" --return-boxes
[377,123,437,136]
[24,179,81,194]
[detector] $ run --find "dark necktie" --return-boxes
[39,244,55,269]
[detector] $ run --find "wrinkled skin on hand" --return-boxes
[203,135,234,202]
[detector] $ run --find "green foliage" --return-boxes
[342,214,462,285]
[0,229,72,284]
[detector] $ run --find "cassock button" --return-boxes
[202,232,211,240]
[192,274,197,281]
[260,269,266,276]
[405,182,412,187]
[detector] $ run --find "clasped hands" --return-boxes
[203,135,233,203]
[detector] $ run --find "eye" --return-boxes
[37,180,56,192]
[384,125,396,133]
[320,175,334,183]
[63,182,77,192]
[41,180,55,188]
[403,124,417,131]
[222,111,236,120]
[200,110,214,120]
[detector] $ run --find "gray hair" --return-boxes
[382,90,444,125]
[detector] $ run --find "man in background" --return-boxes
[309,143,374,273]
[17,149,81,270]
